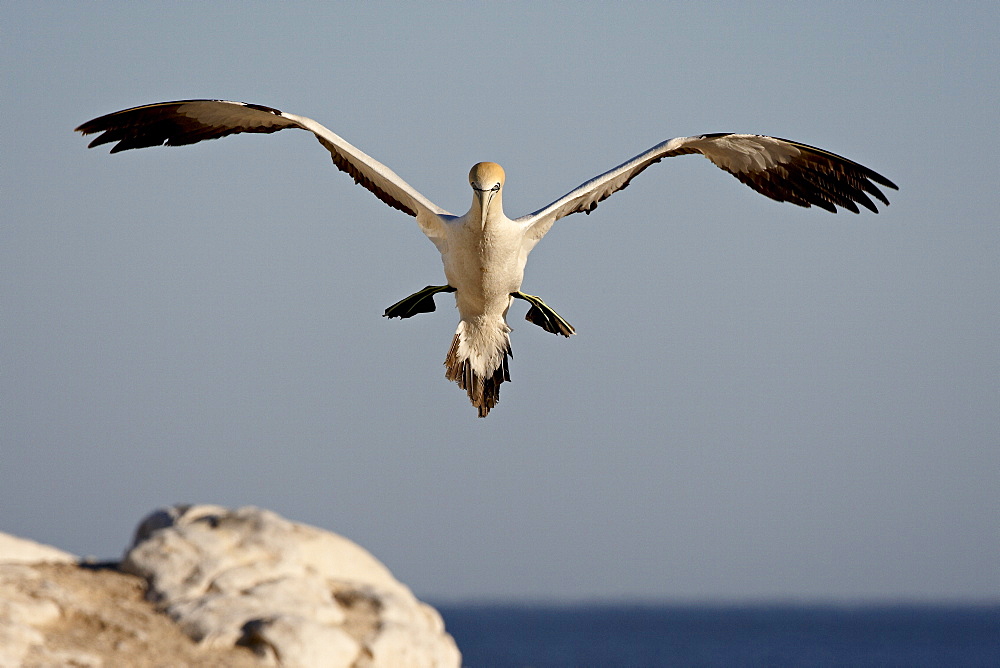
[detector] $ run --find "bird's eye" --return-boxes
[492,183,501,192]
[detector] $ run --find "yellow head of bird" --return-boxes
[469,162,505,191]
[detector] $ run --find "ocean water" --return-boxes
[436,604,1000,667]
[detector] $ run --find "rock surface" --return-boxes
[0,507,461,667]
[0,533,76,566]
[0,560,262,667]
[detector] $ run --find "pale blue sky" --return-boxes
[3,2,998,601]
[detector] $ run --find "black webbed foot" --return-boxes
[512,291,576,337]
[384,285,456,319]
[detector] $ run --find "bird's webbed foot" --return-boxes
[512,291,576,337]
[384,285,456,319]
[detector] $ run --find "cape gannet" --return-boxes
[76,100,897,417]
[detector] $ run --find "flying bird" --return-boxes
[76,100,897,417]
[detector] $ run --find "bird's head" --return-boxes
[469,162,505,224]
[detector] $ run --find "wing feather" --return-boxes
[76,100,452,240]
[519,133,898,241]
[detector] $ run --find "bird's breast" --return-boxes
[442,218,526,315]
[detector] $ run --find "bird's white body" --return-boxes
[77,100,897,416]
[444,204,521,364]
[444,178,524,319]
[438,163,531,412]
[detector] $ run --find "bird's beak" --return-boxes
[479,191,490,226]
[476,188,494,227]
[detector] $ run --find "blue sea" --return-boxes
[436,604,1000,667]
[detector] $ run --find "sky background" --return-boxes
[3,2,998,603]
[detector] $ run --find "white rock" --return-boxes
[0,532,77,564]
[241,615,360,666]
[0,567,57,666]
[0,558,262,667]
[122,504,461,668]
[0,563,102,668]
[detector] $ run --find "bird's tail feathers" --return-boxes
[444,317,512,418]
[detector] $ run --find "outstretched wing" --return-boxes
[518,133,898,242]
[76,100,453,241]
